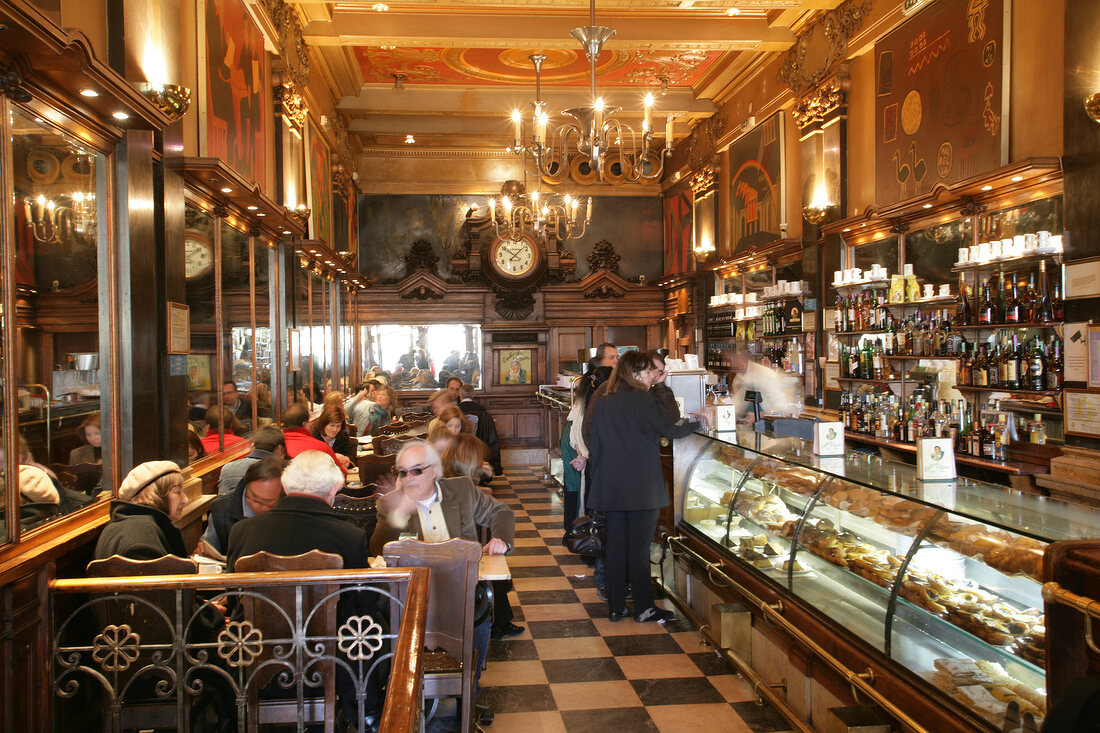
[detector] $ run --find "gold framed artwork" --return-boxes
[187,355,212,391]
[498,348,533,385]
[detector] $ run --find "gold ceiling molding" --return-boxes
[261,0,311,89]
[360,147,519,159]
[275,81,308,128]
[689,162,718,195]
[776,0,872,95]
[792,73,849,130]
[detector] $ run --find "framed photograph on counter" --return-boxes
[1065,389,1100,438]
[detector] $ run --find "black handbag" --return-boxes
[566,513,606,556]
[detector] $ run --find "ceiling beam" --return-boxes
[303,12,796,52]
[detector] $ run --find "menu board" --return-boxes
[875,0,1004,205]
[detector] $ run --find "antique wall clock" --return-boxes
[184,235,215,280]
[488,233,542,283]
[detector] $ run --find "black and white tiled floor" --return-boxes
[476,465,794,733]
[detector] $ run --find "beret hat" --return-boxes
[118,460,182,501]
[19,465,60,504]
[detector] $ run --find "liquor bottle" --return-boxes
[873,339,885,379]
[838,392,850,426]
[1046,336,1064,390]
[996,270,1008,323]
[978,280,995,324]
[1028,336,1046,391]
[1004,334,1023,389]
[835,292,846,333]
[1028,414,1047,445]
[1052,278,1064,321]
[957,274,972,325]
[861,339,875,380]
[959,342,973,385]
[932,400,947,438]
[847,294,857,333]
[981,415,997,460]
[994,414,1010,461]
[849,342,861,379]
[883,317,896,356]
[1004,276,1021,323]
[1022,271,1038,323]
[1037,260,1053,322]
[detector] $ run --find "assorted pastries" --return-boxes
[925,657,1045,726]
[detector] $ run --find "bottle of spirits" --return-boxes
[1022,271,1038,323]
[978,279,995,324]
[1028,414,1047,445]
[1005,275,1021,323]
[1037,260,1053,322]
[835,292,846,333]
[1028,336,1046,391]
[1046,336,1064,390]
[996,270,1008,323]
[957,274,972,325]
[959,342,973,385]
[873,339,885,380]
[1052,277,1064,321]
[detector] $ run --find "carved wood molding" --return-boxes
[493,287,536,320]
[776,0,873,95]
[585,240,621,275]
[792,73,849,130]
[686,113,728,172]
[689,162,719,195]
[0,63,31,103]
[397,270,448,300]
[261,0,310,90]
[403,239,439,274]
[274,80,308,129]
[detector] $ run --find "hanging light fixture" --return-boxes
[509,0,673,185]
[486,180,592,242]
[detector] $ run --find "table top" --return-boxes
[478,554,511,581]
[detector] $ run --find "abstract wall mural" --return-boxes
[663,183,693,276]
[205,0,266,185]
[727,111,785,256]
[307,120,333,246]
[874,0,1004,205]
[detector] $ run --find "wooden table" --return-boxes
[477,554,511,581]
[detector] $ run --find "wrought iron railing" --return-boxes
[50,567,428,732]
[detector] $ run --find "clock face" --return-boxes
[492,237,536,278]
[184,237,214,280]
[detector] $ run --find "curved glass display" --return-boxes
[680,426,1100,727]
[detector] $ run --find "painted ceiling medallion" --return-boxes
[442,48,625,84]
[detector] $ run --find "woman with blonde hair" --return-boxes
[427,419,456,456]
[440,432,492,484]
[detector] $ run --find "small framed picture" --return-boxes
[498,348,533,385]
[167,301,190,354]
[186,355,212,391]
[288,328,301,372]
[1065,389,1100,438]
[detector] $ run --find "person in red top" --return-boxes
[281,402,348,476]
[200,406,248,453]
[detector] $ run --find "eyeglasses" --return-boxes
[245,490,280,508]
[394,464,431,478]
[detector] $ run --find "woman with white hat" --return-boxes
[94,461,190,561]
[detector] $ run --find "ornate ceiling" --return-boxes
[295,0,842,161]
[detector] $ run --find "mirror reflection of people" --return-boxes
[724,346,798,422]
[69,412,103,464]
[201,406,247,453]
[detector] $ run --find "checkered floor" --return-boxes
[474,465,794,733]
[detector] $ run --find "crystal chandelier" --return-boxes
[24,192,96,245]
[486,180,592,242]
[509,0,673,185]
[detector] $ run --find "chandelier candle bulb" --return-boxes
[535,110,547,144]
[511,109,522,146]
[586,196,592,222]
[665,115,674,149]
[643,93,653,133]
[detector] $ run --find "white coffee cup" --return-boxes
[958,247,969,263]
[1051,234,1063,252]
[990,240,1002,258]
[923,283,935,299]
[969,245,980,262]
[1037,230,1052,248]
[833,270,843,285]
[1023,233,1037,252]
[978,242,991,261]
[939,283,951,297]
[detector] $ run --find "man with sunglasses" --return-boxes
[371,440,514,727]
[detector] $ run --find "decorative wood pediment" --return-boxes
[578,269,631,300]
[397,269,448,300]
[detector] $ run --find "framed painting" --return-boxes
[727,111,785,257]
[307,120,333,246]
[498,348,533,386]
[186,355,212,391]
[874,0,1005,205]
[204,0,267,185]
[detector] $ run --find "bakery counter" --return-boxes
[662,427,1100,732]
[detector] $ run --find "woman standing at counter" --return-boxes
[589,350,700,623]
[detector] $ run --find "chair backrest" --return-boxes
[87,554,199,577]
[376,422,409,436]
[234,549,344,573]
[377,435,416,456]
[382,538,481,661]
[357,453,396,483]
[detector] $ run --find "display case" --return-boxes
[679,426,1100,729]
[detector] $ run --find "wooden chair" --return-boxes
[377,435,416,457]
[357,453,396,484]
[84,555,200,730]
[332,492,379,537]
[233,550,344,733]
[376,422,409,436]
[383,538,481,733]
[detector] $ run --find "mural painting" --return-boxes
[205,0,266,185]
[727,112,785,256]
[663,183,693,276]
[307,121,333,246]
[874,0,1004,205]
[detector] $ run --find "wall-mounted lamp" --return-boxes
[1086,92,1100,124]
[139,83,191,122]
[289,204,311,227]
[692,238,716,262]
[802,203,839,226]
[24,192,95,245]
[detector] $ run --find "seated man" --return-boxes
[455,381,502,478]
[216,425,286,495]
[201,406,247,453]
[198,457,285,560]
[226,450,382,728]
[371,441,513,725]
[281,402,346,476]
[427,388,456,417]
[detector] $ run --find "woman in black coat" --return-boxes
[94,461,190,560]
[588,350,700,623]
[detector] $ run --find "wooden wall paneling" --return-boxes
[551,326,589,374]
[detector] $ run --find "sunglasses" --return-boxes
[394,464,431,478]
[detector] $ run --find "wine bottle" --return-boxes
[957,274,972,325]
[1022,271,1038,323]
[996,270,1007,323]
[1037,260,1053,322]
[1029,336,1046,391]
[978,279,995,324]
[1052,278,1064,321]
[1005,275,1021,323]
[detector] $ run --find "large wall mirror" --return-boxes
[361,324,483,390]
[219,220,251,447]
[6,105,111,540]
[185,202,219,461]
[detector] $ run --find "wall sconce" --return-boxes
[1086,92,1100,124]
[693,238,716,262]
[139,83,192,122]
[802,203,839,226]
[289,204,311,227]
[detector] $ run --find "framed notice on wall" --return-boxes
[1065,389,1100,439]
[167,302,190,354]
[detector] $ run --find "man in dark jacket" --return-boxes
[216,425,286,494]
[198,457,285,559]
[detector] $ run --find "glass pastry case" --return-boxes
[679,427,1100,728]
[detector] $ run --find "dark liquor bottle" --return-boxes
[1029,336,1046,391]
[1046,337,1064,390]
[1004,334,1023,390]
[835,292,846,333]
[1052,278,1064,321]
[958,342,973,385]
[978,279,995,324]
[1004,276,1021,323]
[996,270,1007,323]
[956,274,972,325]
[1022,271,1038,323]
[972,344,988,387]
[1037,260,1053,322]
